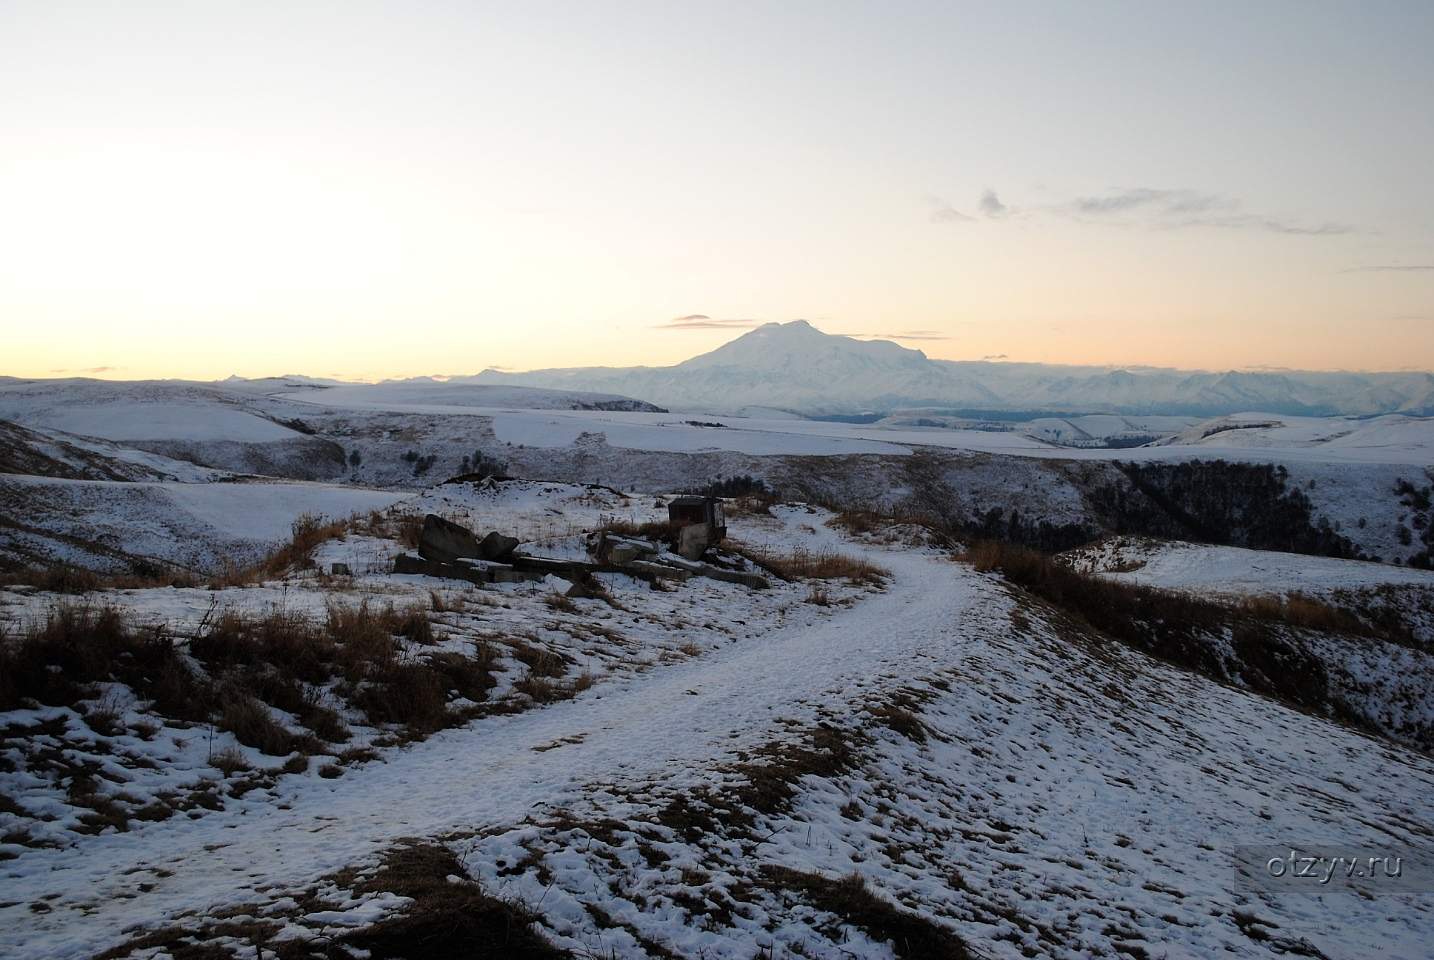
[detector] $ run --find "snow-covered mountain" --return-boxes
[476,320,1434,416]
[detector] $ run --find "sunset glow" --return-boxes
[3,1,1431,380]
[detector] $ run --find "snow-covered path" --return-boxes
[1,542,993,959]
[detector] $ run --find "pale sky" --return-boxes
[2,1,1432,381]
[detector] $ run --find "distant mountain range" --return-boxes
[472,320,1434,417]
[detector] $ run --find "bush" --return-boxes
[353,662,449,733]
[0,604,206,720]
[219,690,300,756]
[263,514,348,576]
[963,540,1361,714]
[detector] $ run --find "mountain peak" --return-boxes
[680,320,929,370]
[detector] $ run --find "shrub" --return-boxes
[963,540,1361,714]
[0,604,206,720]
[218,690,299,756]
[353,662,449,733]
[262,513,348,576]
[327,601,400,681]
[208,746,251,776]
[595,515,670,540]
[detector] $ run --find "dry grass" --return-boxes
[395,507,421,545]
[735,545,888,585]
[203,513,353,589]
[543,592,577,613]
[827,509,887,536]
[260,513,349,577]
[3,599,493,755]
[342,843,567,959]
[208,746,251,776]
[511,640,566,679]
[0,604,208,721]
[723,494,777,518]
[352,661,450,733]
[595,515,670,540]
[760,868,972,960]
[659,724,865,842]
[5,563,202,594]
[218,689,310,756]
[1237,593,1371,637]
[972,540,1389,643]
[962,539,1386,717]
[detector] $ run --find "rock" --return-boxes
[624,559,693,582]
[479,531,520,562]
[677,523,715,561]
[595,534,660,565]
[329,562,352,576]
[417,514,482,563]
[660,554,770,590]
[608,543,643,564]
[394,553,488,585]
[692,565,769,590]
[490,567,543,584]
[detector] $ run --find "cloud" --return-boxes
[980,353,1009,361]
[654,315,762,330]
[1166,214,1352,236]
[1065,187,1351,235]
[1341,264,1434,273]
[1071,188,1230,216]
[49,365,118,374]
[843,329,951,342]
[929,199,973,223]
[979,189,1008,218]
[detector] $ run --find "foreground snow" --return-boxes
[0,499,1430,958]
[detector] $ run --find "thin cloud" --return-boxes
[654,315,762,331]
[50,365,118,374]
[980,353,1009,361]
[843,330,951,342]
[979,189,1008,218]
[1341,264,1434,273]
[1071,188,1230,216]
[929,198,973,223]
[1163,214,1353,236]
[1064,187,1351,235]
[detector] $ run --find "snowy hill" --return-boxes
[2,489,1431,958]
[475,321,1434,416]
[278,379,666,414]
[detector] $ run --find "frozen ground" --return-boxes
[0,491,1430,958]
[283,389,1434,465]
[1065,536,1434,598]
[0,475,408,572]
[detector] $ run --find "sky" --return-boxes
[2,0,1432,381]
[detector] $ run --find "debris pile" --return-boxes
[392,512,768,590]
[392,514,541,585]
